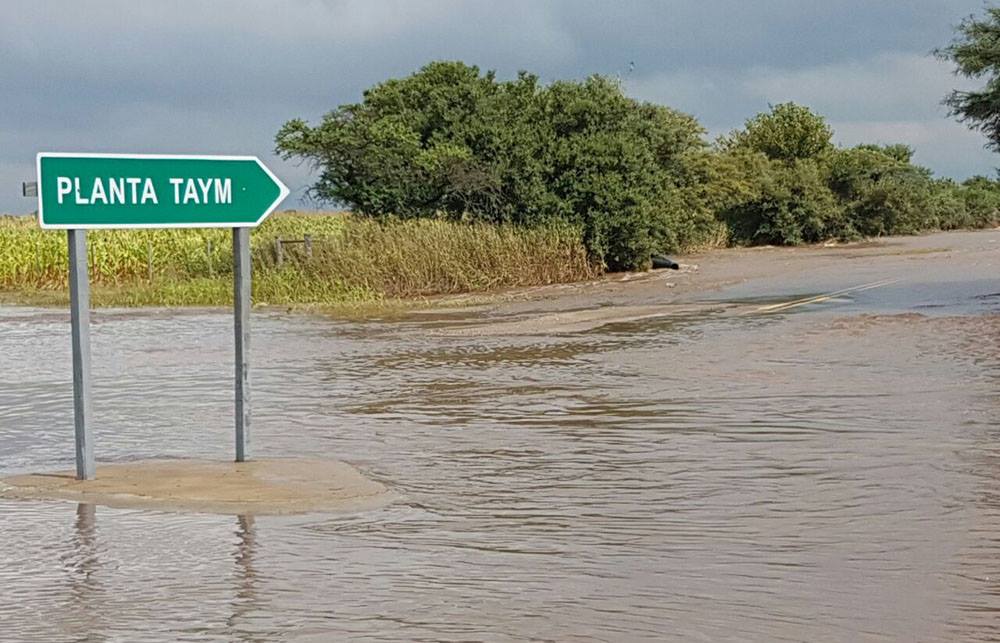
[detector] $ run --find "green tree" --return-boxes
[852,143,914,164]
[824,145,982,235]
[844,173,940,236]
[959,175,1000,226]
[939,7,1000,151]
[719,154,842,245]
[275,62,544,221]
[277,60,993,267]
[276,61,706,270]
[719,102,834,161]
[827,146,911,203]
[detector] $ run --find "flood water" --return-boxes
[3,235,1000,640]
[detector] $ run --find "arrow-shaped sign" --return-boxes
[36,153,289,229]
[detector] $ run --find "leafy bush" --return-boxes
[276,61,707,270]
[720,155,843,245]
[958,176,1000,228]
[719,102,834,161]
[278,62,1000,268]
[843,173,940,236]
[827,146,908,203]
[853,143,914,163]
[712,105,1000,244]
[927,183,970,230]
[826,146,979,237]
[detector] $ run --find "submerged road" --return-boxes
[1,229,999,641]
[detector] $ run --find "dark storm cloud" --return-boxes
[1,0,995,213]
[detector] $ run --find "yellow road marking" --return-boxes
[750,278,901,314]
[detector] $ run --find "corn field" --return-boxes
[0,213,348,288]
[0,213,598,306]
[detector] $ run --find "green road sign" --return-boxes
[36,153,290,229]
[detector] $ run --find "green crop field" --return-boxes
[0,212,596,307]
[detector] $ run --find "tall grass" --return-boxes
[0,213,597,306]
[269,218,597,297]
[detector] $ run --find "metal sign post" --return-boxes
[32,152,288,477]
[233,227,251,462]
[67,229,95,479]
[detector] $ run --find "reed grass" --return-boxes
[268,218,598,297]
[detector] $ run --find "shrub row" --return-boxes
[277,63,1000,269]
[710,104,1000,244]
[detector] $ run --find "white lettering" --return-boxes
[74,178,89,205]
[57,177,72,204]
[108,178,125,204]
[126,177,142,203]
[54,176,172,206]
[90,178,107,205]
[141,178,158,204]
[197,178,212,203]
[183,179,199,204]
[169,178,184,203]
[215,178,231,204]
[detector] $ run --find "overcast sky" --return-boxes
[2,0,996,214]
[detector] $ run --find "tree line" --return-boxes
[277,12,1000,272]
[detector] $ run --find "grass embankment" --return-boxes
[0,213,597,308]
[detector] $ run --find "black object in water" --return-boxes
[651,255,680,270]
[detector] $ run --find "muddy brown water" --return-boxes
[2,230,1000,641]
